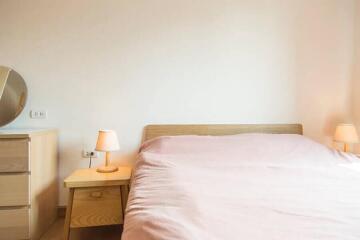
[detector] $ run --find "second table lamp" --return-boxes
[334,123,359,152]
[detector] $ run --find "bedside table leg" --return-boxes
[120,185,129,219]
[64,188,74,240]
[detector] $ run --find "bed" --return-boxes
[122,124,360,240]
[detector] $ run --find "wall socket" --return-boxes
[30,110,47,119]
[82,150,99,158]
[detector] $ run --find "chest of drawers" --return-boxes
[0,129,58,240]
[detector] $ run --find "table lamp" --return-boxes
[95,130,120,173]
[334,123,359,152]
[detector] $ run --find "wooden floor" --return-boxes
[40,218,122,240]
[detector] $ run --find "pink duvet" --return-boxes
[122,134,360,240]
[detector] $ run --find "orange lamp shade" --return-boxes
[95,130,120,152]
[334,124,359,144]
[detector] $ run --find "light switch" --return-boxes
[30,110,47,119]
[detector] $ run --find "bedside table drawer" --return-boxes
[0,174,29,206]
[0,208,30,240]
[0,139,29,172]
[71,186,123,228]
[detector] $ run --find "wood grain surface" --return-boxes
[0,173,29,206]
[0,207,30,240]
[143,124,303,142]
[70,187,123,228]
[0,139,29,172]
[64,167,131,188]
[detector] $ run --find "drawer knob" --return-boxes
[90,191,103,198]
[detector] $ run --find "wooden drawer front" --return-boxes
[0,208,29,240]
[0,139,29,172]
[0,174,29,206]
[71,187,123,228]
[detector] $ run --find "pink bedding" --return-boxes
[122,134,360,240]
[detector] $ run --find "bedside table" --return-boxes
[63,167,132,240]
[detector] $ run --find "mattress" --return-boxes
[122,134,360,240]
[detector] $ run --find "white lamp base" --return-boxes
[96,165,118,173]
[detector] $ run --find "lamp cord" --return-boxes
[89,155,92,168]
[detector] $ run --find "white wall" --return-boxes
[0,0,355,205]
[353,0,360,141]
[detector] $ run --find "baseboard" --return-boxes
[57,206,66,218]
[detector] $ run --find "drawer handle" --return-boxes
[90,191,103,198]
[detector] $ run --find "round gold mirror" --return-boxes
[0,66,27,127]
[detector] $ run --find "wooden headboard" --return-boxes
[142,124,303,142]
